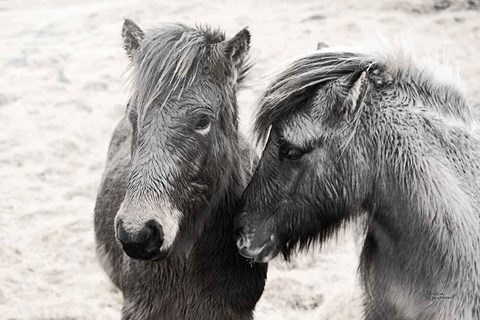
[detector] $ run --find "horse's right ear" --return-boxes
[338,70,368,120]
[122,18,144,59]
[224,28,251,67]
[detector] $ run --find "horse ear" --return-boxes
[339,70,368,119]
[122,18,144,59]
[224,27,251,67]
[316,41,329,50]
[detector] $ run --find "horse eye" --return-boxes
[195,115,211,134]
[280,146,304,161]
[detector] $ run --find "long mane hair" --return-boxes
[254,45,476,147]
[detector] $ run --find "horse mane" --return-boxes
[128,23,251,119]
[254,43,473,146]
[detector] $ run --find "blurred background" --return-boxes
[1,0,479,319]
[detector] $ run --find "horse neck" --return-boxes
[366,122,480,269]
[210,117,246,217]
[205,138,245,230]
[409,80,472,123]
[170,132,246,260]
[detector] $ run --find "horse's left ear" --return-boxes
[316,41,329,50]
[339,70,369,119]
[225,27,251,67]
[122,18,145,60]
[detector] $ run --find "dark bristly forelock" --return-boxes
[254,52,375,146]
[254,47,474,147]
[128,23,250,119]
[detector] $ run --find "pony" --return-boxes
[94,19,266,320]
[234,45,480,319]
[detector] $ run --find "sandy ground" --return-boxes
[1,0,479,319]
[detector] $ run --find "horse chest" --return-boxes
[122,256,265,320]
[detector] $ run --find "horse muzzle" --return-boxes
[115,218,168,261]
[235,227,281,263]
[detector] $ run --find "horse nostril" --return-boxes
[235,227,246,249]
[116,219,130,244]
[116,219,164,260]
[144,220,164,253]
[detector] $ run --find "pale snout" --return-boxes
[114,199,181,261]
[115,218,165,260]
[234,214,282,263]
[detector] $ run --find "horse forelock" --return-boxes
[127,23,250,120]
[253,42,474,147]
[252,51,371,147]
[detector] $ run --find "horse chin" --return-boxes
[149,249,170,261]
[252,243,281,263]
[238,236,282,263]
[124,248,170,261]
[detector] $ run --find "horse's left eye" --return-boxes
[280,146,305,161]
[195,115,211,134]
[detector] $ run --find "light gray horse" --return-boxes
[235,46,480,319]
[94,19,266,320]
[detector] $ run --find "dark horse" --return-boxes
[94,19,266,320]
[235,46,480,319]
